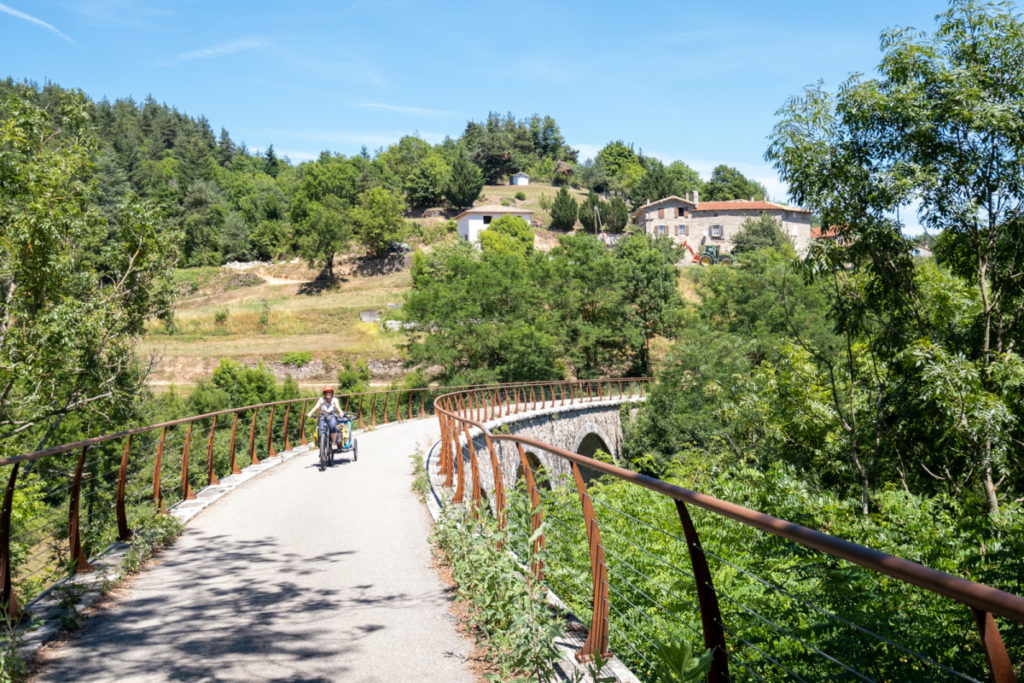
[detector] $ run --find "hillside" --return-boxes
[142,181,595,392]
[142,259,412,390]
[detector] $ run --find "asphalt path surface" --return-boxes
[32,419,472,682]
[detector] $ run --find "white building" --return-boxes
[454,205,534,244]
[511,172,530,186]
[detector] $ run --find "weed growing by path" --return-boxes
[410,452,430,503]
[120,513,183,575]
[431,501,561,682]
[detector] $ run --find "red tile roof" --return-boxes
[811,225,842,239]
[693,200,810,213]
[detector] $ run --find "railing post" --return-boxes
[571,462,610,662]
[182,421,196,499]
[228,413,241,474]
[282,405,291,451]
[358,395,364,430]
[1,462,22,621]
[370,393,377,427]
[452,419,466,504]
[463,424,482,508]
[116,435,133,541]
[68,446,94,573]
[153,426,167,510]
[516,443,545,580]
[675,500,729,681]
[299,401,308,445]
[444,414,455,488]
[483,433,506,529]
[408,391,413,421]
[420,390,425,417]
[972,608,1015,683]
[248,408,260,465]
[205,415,220,487]
[266,406,277,458]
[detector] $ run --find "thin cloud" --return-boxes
[354,102,457,119]
[158,38,267,67]
[0,3,75,43]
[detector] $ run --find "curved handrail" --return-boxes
[0,379,542,621]
[432,382,1022,682]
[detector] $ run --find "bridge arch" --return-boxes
[571,424,616,486]
[514,450,553,490]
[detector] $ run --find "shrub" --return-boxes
[281,351,312,367]
[337,358,371,393]
[500,197,514,207]
[515,191,527,201]
[538,193,552,210]
[214,308,228,327]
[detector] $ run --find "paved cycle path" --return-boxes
[32,419,472,682]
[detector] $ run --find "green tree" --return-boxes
[549,186,578,230]
[605,197,630,233]
[290,154,360,280]
[479,215,534,257]
[444,149,485,209]
[0,87,179,457]
[596,140,641,178]
[766,0,1024,514]
[732,212,794,255]
[615,235,683,374]
[405,151,450,207]
[578,192,609,233]
[353,186,407,256]
[700,164,767,201]
[403,243,563,383]
[549,234,635,377]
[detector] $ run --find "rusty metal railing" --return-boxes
[433,381,1024,682]
[0,381,516,621]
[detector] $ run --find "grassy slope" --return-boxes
[142,261,411,389]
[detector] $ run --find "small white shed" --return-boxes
[454,205,534,244]
[511,172,530,186]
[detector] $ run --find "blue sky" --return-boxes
[1,1,1011,220]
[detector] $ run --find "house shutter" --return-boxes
[658,208,664,219]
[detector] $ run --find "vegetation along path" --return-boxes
[31,419,472,682]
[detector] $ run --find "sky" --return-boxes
[1,1,1014,230]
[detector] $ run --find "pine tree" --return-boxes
[549,186,578,230]
[444,149,484,208]
[217,127,236,167]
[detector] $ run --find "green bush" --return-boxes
[515,191,527,201]
[337,358,371,394]
[281,351,312,367]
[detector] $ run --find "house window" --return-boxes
[483,215,492,224]
[676,225,687,236]
[713,211,719,217]
[710,225,723,238]
[657,225,667,235]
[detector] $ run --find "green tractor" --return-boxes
[697,245,732,266]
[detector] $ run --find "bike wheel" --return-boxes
[319,431,329,471]
[353,438,358,462]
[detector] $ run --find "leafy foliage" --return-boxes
[0,86,179,460]
[479,215,534,257]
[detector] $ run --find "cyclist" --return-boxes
[307,386,343,448]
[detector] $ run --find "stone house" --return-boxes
[632,191,812,259]
[454,204,534,244]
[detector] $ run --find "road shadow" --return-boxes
[30,530,411,682]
